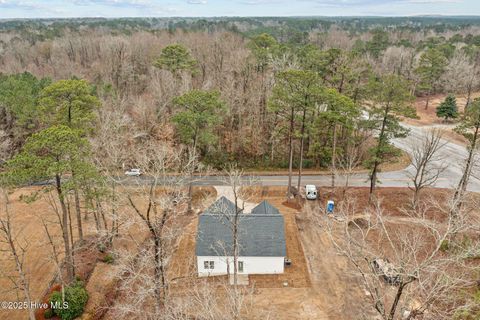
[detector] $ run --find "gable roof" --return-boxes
[196,200,286,257]
[251,200,280,215]
[203,196,242,215]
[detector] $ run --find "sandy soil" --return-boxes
[437,127,469,146]
[243,188,369,319]
[316,186,453,221]
[241,186,479,319]
[0,186,216,320]
[6,184,475,320]
[0,187,93,319]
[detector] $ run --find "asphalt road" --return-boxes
[250,125,479,191]
[117,124,480,192]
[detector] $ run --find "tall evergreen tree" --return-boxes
[436,94,458,121]
[269,69,323,199]
[365,75,416,198]
[366,29,390,59]
[248,33,280,72]
[153,44,197,77]
[3,125,96,283]
[38,79,100,132]
[172,90,225,156]
[415,48,448,110]
[172,90,225,211]
[0,72,51,152]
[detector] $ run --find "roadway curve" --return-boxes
[199,124,480,191]
[117,124,480,192]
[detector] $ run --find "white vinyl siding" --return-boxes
[197,256,284,276]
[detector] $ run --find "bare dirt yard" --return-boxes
[245,186,479,319]
[0,186,215,320]
[163,185,480,319]
[3,184,477,319]
[0,186,88,320]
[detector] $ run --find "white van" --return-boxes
[125,168,142,176]
[305,185,318,200]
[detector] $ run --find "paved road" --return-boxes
[387,124,480,192]
[264,125,478,191]
[117,124,480,192]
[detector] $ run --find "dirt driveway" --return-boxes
[247,197,368,320]
[227,189,371,319]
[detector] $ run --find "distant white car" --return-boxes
[305,185,318,200]
[125,168,142,176]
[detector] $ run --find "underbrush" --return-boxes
[47,280,89,320]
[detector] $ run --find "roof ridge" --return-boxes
[201,213,283,217]
[251,200,279,215]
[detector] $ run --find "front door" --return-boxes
[238,261,244,273]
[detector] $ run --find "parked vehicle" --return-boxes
[326,200,335,214]
[305,185,318,200]
[125,168,142,176]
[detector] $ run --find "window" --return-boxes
[204,260,215,269]
[209,261,215,269]
[238,261,244,273]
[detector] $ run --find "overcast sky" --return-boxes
[0,0,479,19]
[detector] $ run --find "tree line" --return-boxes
[0,21,480,319]
[1,25,480,195]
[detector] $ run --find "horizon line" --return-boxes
[2,14,480,20]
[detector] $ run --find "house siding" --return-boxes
[197,256,284,277]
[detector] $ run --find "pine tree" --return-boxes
[365,74,416,198]
[153,44,197,77]
[415,48,448,110]
[436,94,458,121]
[268,69,323,200]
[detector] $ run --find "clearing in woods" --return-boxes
[3,185,474,319]
[167,186,367,319]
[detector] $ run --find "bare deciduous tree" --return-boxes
[337,139,366,197]
[0,188,35,320]
[217,166,257,293]
[407,129,447,208]
[125,144,188,310]
[319,196,475,320]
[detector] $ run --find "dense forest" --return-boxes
[1,17,480,320]
[1,16,480,174]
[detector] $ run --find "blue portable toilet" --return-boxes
[326,200,335,214]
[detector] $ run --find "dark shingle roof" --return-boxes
[251,200,280,215]
[196,198,286,257]
[203,196,242,215]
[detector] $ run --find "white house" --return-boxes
[195,197,286,277]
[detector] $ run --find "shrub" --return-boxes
[440,239,450,252]
[453,290,480,319]
[97,242,107,253]
[102,253,114,264]
[44,308,54,319]
[436,94,458,121]
[49,281,88,320]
